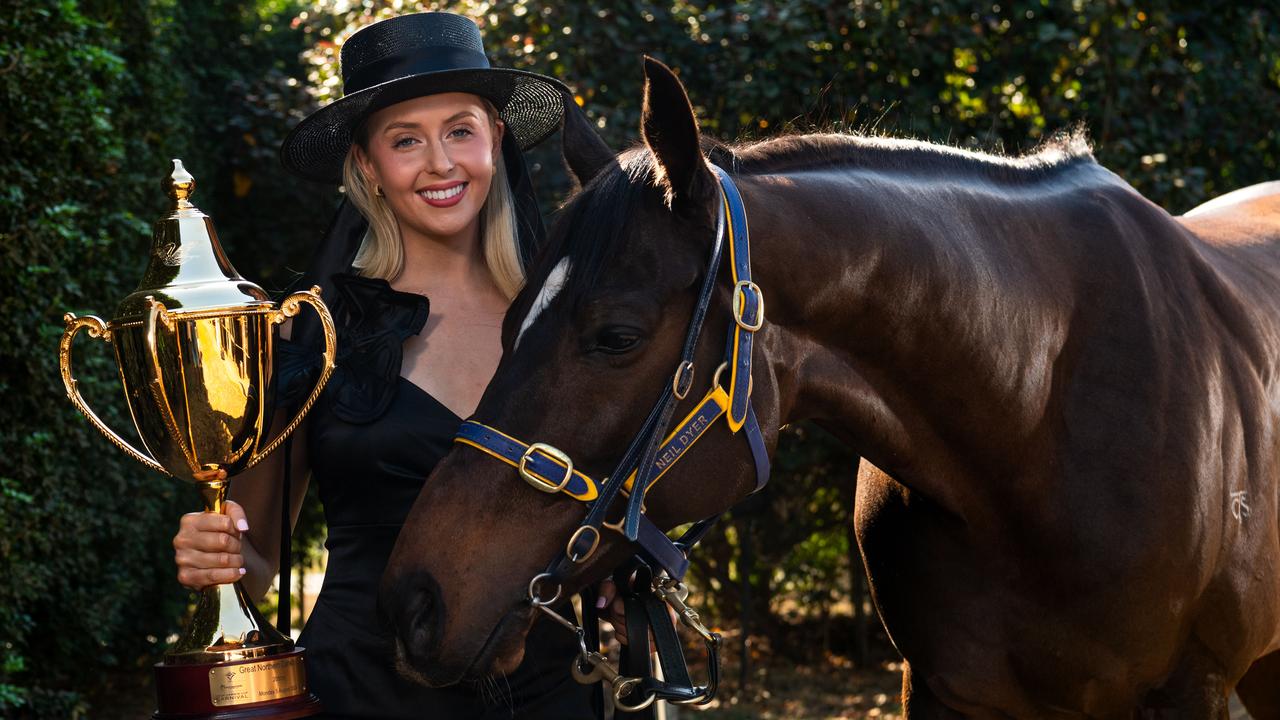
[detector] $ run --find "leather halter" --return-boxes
[453,164,770,710]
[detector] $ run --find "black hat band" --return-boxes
[344,46,491,95]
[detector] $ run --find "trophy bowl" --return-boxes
[59,161,334,719]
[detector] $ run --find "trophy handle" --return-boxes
[60,312,168,475]
[245,286,337,469]
[143,297,204,476]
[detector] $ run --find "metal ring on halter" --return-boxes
[519,443,573,493]
[711,361,732,389]
[672,360,695,400]
[527,572,563,607]
[712,359,753,397]
[613,677,657,712]
[566,525,601,563]
[733,280,765,331]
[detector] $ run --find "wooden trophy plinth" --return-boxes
[153,648,322,719]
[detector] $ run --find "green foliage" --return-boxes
[297,0,1277,211]
[4,0,1278,713]
[0,1,331,715]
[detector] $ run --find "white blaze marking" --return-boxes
[516,257,570,350]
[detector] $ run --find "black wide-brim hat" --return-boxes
[280,12,568,185]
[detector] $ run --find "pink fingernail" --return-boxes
[596,596,607,609]
[238,568,247,576]
[236,519,249,532]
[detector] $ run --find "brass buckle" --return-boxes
[672,360,695,400]
[733,280,764,331]
[519,443,573,493]
[566,525,601,563]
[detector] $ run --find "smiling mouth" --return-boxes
[416,182,467,206]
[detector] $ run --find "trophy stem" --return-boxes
[198,477,229,514]
[166,479,293,665]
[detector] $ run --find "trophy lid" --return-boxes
[115,160,270,321]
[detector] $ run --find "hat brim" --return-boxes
[280,67,568,185]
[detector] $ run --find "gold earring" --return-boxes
[375,184,385,198]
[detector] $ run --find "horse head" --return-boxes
[380,58,777,685]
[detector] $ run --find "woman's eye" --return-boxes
[448,126,474,139]
[593,328,642,354]
[392,136,418,148]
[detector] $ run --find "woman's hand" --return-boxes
[173,500,251,591]
[595,577,680,646]
[596,577,629,644]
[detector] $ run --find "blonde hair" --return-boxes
[342,105,525,299]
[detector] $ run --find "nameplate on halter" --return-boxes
[208,655,305,707]
[625,386,729,493]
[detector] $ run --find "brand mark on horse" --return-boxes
[1230,490,1251,522]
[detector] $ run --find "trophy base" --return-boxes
[153,648,322,719]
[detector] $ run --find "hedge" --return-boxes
[2,0,1276,715]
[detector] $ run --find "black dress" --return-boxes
[282,273,594,719]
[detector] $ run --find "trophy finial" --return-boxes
[168,159,196,209]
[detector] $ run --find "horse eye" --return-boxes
[593,328,642,354]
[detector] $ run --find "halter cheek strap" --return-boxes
[454,165,768,579]
[452,164,768,712]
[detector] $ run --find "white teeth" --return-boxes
[418,184,465,201]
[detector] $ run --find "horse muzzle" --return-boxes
[379,570,460,686]
[380,568,534,686]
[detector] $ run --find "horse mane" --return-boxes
[712,127,1097,181]
[515,129,1098,321]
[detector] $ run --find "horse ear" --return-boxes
[561,90,615,186]
[641,56,714,208]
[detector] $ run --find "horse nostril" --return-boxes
[408,584,436,649]
[382,572,444,662]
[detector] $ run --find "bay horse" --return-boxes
[381,57,1280,718]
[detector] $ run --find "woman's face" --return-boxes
[355,92,503,247]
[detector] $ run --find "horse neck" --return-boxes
[740,163,1104,494]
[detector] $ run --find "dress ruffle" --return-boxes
[275,273,429,424]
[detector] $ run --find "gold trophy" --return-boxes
[59,160,335,718]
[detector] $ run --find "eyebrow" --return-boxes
[381,111,481,134]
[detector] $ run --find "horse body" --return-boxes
[726,136,1280,716]
[382,59,1280,717]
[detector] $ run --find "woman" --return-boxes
[171,12,594,718]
